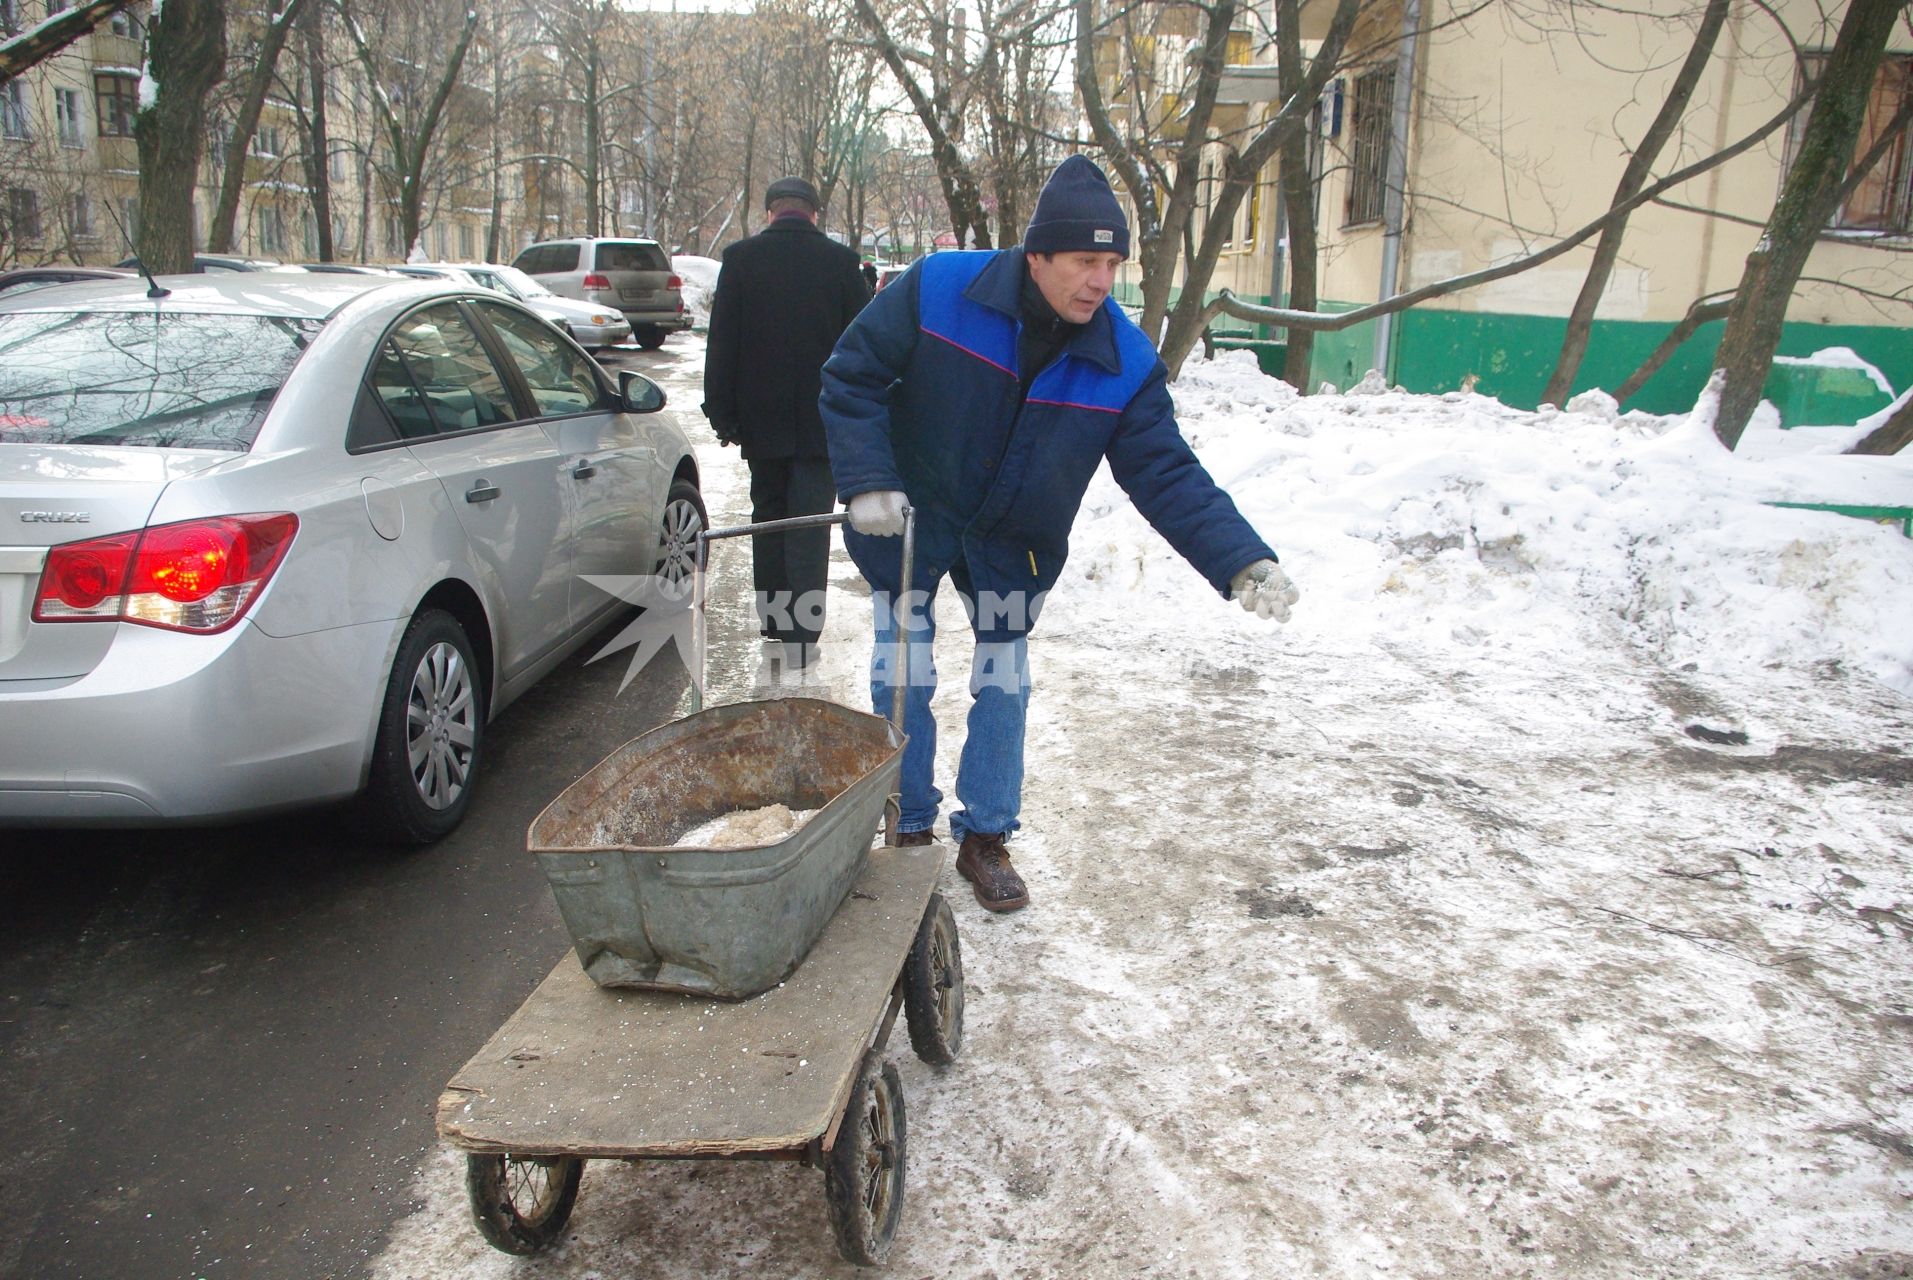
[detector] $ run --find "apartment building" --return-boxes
[1103,0,1911,415]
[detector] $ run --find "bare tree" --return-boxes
[337,0,479,257]
[293,0,338,261]
[208,0,310,253]
[1077,0,1369,373]
[1540,0,1731,407]
[1198,86,1814,364]
[849,0,1070,247]
[1710,0,1908,449]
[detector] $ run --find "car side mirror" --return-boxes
[619,370,667,414]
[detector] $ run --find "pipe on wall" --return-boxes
[1373,0,1424,378]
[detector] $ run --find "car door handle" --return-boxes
[465,481,501,503]
[571,460,598,480]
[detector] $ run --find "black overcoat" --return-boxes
[702,217,870,460]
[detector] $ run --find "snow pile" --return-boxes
[672,254,718,328]
[1061,352,1913,693]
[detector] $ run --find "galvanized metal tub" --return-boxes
[528,697,904,1000]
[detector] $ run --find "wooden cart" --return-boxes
[435,841,964,1266]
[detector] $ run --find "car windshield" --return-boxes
[0,310,323,451]
[488,266,551,299]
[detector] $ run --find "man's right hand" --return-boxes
[846,490,908,537]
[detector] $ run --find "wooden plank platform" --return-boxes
[436,842,947,1160]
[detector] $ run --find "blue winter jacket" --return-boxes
[821,249,1275,632]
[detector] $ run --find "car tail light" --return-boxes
[582,273,612,290]
[33,513,299,633]
[667,274,682,290]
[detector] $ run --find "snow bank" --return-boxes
[1060,352,1913,694]
[672,254,718,328]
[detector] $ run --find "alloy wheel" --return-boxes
[406,640,477,810]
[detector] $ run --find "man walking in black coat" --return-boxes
[703,176,871,668]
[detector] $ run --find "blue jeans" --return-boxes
[870,572,1032,842]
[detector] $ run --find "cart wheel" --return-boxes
[466,1153,583,1255]
[825,1052,907,1265]
[903,892,964,1066]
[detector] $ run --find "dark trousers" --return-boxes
[747,455,836,646]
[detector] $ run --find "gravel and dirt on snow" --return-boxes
[372,354,1912,1279]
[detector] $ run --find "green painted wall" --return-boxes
[1378,309,1910,421]
[1118,282,1909,424]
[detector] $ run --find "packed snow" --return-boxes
[673,803,815,848]
[372,346,1912,1278]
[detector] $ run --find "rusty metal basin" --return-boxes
[528,698,904,1000]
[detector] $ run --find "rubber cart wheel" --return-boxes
[903,892,964,1065]
[466,1152,584,1255]
[825,1052,907,1265]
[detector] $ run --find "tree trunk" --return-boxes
[134,0,226,273]
[1711,0,1902,450]
[1846,390,1913,455]
[1541,0,1729,407]
[300,0,333,261]
[1278,141,1318,390]
[209,0,306,254]
[1274,1,1319,391]
[584,51,602,236]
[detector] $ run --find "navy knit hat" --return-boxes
[1023,155,1129,259]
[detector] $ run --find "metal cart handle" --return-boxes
[691,506,916,732]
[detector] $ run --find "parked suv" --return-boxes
[511,237,691,349]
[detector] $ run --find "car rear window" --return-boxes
[594,242,667,272]
[0,310,323,451]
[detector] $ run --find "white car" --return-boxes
[0,272,704,841]
[403,263,634,350]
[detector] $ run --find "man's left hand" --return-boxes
[1230,559,1298,623]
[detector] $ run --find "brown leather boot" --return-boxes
[893,828,935,847]
[955,832,1028,912]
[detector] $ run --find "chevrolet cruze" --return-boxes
[0,273,706,841]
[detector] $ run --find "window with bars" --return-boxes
[1343,64,1395,227]
[1790,52,1913,234]
[94,74,137,138]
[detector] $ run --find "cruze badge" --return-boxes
[20,511,91,523]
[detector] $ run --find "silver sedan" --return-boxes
[407,262,635,350]
[0,272,707,841]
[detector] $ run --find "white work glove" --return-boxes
[846,490,908,537]
[1230,559,1299,623]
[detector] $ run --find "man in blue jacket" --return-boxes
[820,155,1298,913]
